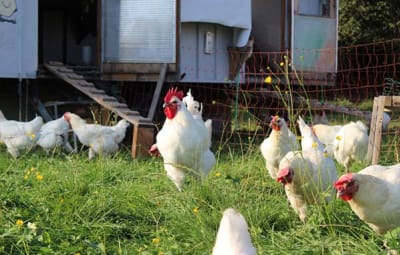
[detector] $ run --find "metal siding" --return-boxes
[0,0,38,78]
[103,0,176,63]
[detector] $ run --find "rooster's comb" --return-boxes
[334,173,353,188]
[164,87,184,103]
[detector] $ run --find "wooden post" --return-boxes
[131,124,155,158]
[367,96,399,164]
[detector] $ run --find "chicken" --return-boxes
[276,116,337,222]
[36,116,74,154]
[0,116,43,158]
[334,164,400,235]
[63,112,129,159]
[333,121,369,172]
[212,208,257,255]
[277,149,337,222]
[312,123,343,156]
[260,115,299,179]
[182,89,212,143]
[152,87,216,191]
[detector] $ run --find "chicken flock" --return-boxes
[0,112,130,160]
[1,86,399,254]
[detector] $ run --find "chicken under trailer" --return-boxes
[44,62,156,158]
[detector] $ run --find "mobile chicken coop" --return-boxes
[0,0,339,156]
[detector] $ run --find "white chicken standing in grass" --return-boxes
[150,87,215,191]
[333,121,369,172]
[0,116,43,158]
[312,123,343,157]
[276,116,337,222]
[63,112,129,159]
[334,164,400,235]
[37,116,74,154]
[212,208,257,255]
[260,115,299,179]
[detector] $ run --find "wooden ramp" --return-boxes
[44,62,155,158]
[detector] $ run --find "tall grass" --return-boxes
[0,142,396,254]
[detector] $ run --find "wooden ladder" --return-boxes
[44,62,155,157]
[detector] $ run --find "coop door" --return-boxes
[291,0,338,73]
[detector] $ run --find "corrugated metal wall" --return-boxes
[102,0,176,63]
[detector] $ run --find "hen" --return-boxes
[63,112,129,159]
[152,87,215,191]
[37,116,74,154]
[277,149,337,222]
[0,116,43,158]
[312,123,343,156]
[212,208,257,255]
[260,115,299,179]
[334,164,400,235]
[277,116,337,222]
[333,121,369,172]
[182,89,213,143]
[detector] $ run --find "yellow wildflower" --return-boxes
[336,135,342,141]
[264,76,272,84]
[215,172,221,177]
[312,142,318,148]
[152,237,160,244]
[193,207,199,214]
[16,219,23,227]
[158,252,164,255]
[60,197,65,203]
[323,152,329,158]
[279,61,284,67]
[36,173,43,181]
[212,100,216,105]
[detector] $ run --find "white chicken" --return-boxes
[0,116,43,158]
[277,149,337,222]
[277,116,337,222]
[151,87,215,191]
[312,123,343,156]
[334,164,400,235]
[63,112,129,159]
[260,115,299,179]
[36,116,74,154]
[212,208,257,255]
[182,89,213,143]
[333,121,369,172]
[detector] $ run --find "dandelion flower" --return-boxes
[264,76,272,84]
[336,135,342,141]
[16,219,23,227]
[312,142,318,148]
[323,152,329,158]
[36,173,43,181]
[279,62,284,67]
[152,237,160,244]
[193,207,199,214]
[215,172,221,177]
[158,252,164,255]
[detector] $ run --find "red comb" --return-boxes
[334,173,353,188]
[164,87,184,103]
[277,167,290,179]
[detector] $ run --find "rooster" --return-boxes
[0,116,43,158]
[212,208,257,255]
[333,121,369,172]
[151,87,215,191]
[63,112,129,159]
[37,116,74,154]
[260,115,299,179]
[334,164,400,235]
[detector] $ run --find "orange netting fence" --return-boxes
[123,38,400,161]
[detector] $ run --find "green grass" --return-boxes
[0,144,397,255]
